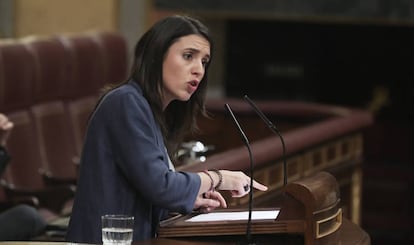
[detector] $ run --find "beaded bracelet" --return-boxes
[202,170,215,192]
[210,169,223,190]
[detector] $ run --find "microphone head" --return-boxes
[243,95,288,186]
[243,95,280,132]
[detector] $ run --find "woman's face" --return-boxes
[161,34,210,109]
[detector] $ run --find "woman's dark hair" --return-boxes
[130,15,213,158]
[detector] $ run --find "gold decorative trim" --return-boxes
[315,208,342,238]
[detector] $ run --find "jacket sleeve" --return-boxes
[103,92,200,214]
[0,146,10,175]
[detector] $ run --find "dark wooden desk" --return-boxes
[0,219,369,245]
[137,219,370,245]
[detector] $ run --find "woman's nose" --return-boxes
[192,60,204,76]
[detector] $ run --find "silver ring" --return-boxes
[243,184,250,192]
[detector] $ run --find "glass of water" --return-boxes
[101,214,134,245]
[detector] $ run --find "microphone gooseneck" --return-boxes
[224,103,256,245]
[243,95,288,186]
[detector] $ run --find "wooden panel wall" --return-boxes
[14,0,119,37]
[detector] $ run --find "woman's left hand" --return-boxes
[218,170,268,198]
[193,191,227,213]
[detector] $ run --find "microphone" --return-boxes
[224,103,256,245]
[243,95,288,186]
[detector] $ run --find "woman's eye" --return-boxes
[183,53,193,60]
[202,59,209,67]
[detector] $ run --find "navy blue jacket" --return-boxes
[66,81,200,243]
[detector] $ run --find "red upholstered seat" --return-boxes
[90,31,129,86]
[57,34,106,99]
[66,95,98,157]
[0,41,36,113]
[2,110,75,218]
[30,101,78,184]
[2,110,46,188]
[23,36,69,103]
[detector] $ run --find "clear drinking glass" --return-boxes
[101,214,134,245]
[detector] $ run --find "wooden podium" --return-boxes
[158,172,350,245]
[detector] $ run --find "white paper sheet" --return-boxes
[185,210,280,222]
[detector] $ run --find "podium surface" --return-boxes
[136,219,369,245]
[157,172,370,245]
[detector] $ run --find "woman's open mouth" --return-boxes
[187,80,199,93]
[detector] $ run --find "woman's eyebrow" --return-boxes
[185,48,210,58]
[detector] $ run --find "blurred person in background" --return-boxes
[0,113,47,240]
